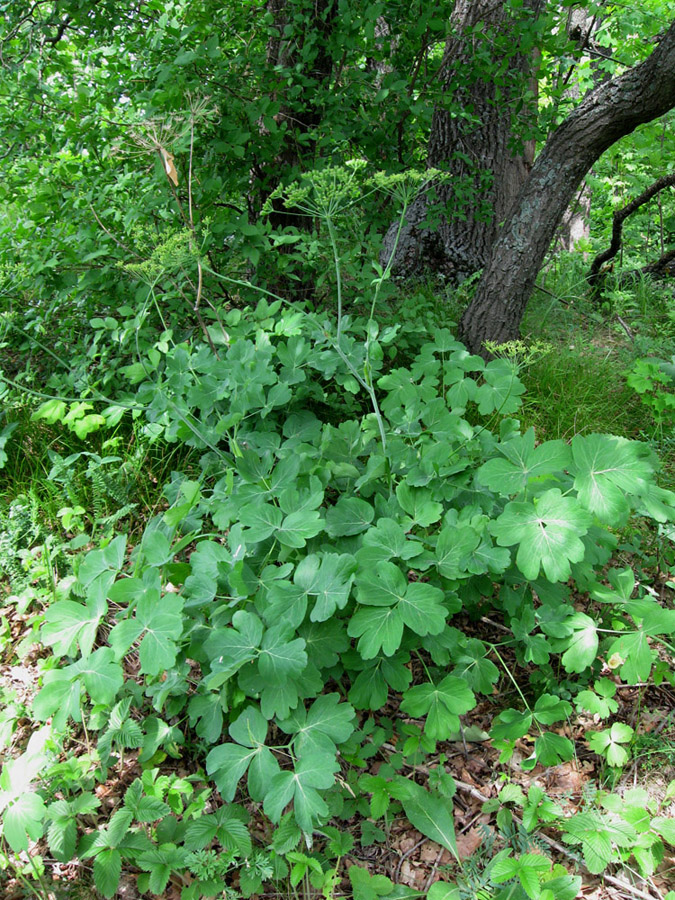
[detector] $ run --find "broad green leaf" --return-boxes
[399,783,458,860]
[352,561,446,653]
[465,538,511,575]
[349,662,388,710]
[626,598,675,637]
[265,580,308,629]
[300,618,349,668]
[426,883,460,900]
[561,612,598,673]
[491,489,592,582]
[478,429,571,494]
[278,694,355,756]
[136,591,184,676]
[575,683,618,719]
[257,625,307,684]
[206,743,258,801]
[588,723,634,767]
[608,631,654,682]
[348,606,403,658]
[188,692,223,745]
[532,694,572,725]
[277,509,323,547]
[78,536,126,585]
[396,484,443,527]
[33,677,81,727]
[247,740,282,802]
[571,434,653,524]
[229,705,268,747]
[108,618,144,659]
[32,399,66,424]
[239,499,282,542]
[67,648,124,705]
[225,705,281,800]
[475,359,525,414]
[294,552,356,622]
[263,751,338,833]
[258,672,305,720]
[490,708,533,742]
[357,518,424,566]
[533,732,573,766]
[591,565,636,603]
[452,640,499,694]
[349,865,395,900]
[2,794,46,852]
[204,610,263,686]
[42,595,106,659]
[140,531,173,567]
[356,561,409,607]
[94,848,122,899]
[325,497,374,536]
[435,525,480,581]
[401,676,475,740]
[397,582,447,635]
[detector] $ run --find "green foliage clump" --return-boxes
[2,166,675,900]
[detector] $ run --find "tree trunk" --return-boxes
[259,0,337,230]
[458,20,675,355]
[556,179,593,253]
[382,0,541,280]
[555,8,607,254]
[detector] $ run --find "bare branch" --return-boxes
[588,172,675,289]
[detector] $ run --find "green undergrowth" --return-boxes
[0,412,197,541]
[1,170,675,900]
[519,346,651,442]
[517,263,675,490]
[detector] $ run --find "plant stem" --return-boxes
[325,217,344,344]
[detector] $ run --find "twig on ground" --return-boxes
[394,836,427,882]
[422,846,446,893]
[453,779,663,900]
[615,314,635,341]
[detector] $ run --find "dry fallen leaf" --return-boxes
[456,826,485,859]
[159,146,178,186]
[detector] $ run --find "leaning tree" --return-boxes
[381,0,543,281]
[458,17,675,354]
[381,0,675,355]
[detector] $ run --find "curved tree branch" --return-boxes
[588,172,675,290]
[617,245,675,286]
[458,19,675,355]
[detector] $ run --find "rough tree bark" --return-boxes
[458,20,675,355]
[381,0,542,280]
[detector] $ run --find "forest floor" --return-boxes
[2,278,675,900]
[2,569,675,900]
